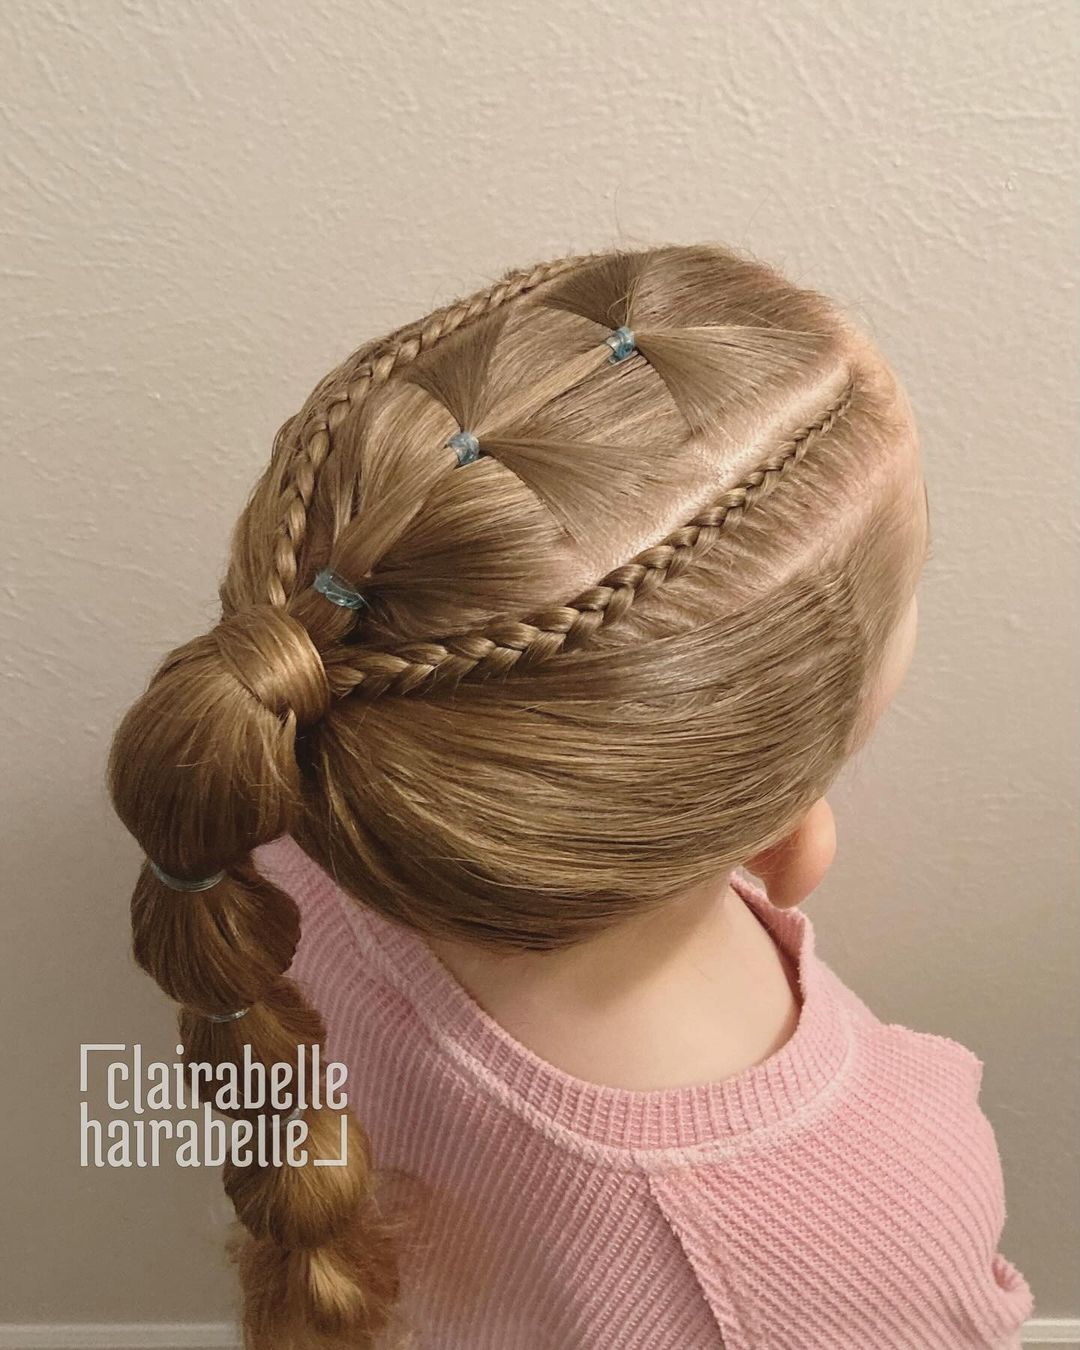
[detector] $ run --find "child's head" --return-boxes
[106,243,929,1346]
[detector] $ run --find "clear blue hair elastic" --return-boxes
[605,325,637,363]
[447,429,480,465]
[313,567,368,611]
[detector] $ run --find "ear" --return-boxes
[743,797,837,910]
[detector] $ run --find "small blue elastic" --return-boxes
[314,567,368,611]
[447,430,481,466]
[149,860,226,893]
[605,325,637,363]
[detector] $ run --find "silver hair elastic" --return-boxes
[313,567,368,611]
[149,860,227,892]
[605,325,637,363]
[447,430,481,466]
[203,1007,250,1024]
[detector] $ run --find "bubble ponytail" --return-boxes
[107,604,406,1344]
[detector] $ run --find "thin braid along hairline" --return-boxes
[264,252,593,609]
[319,369,859,701]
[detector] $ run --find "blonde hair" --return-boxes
[106,243,927,1347]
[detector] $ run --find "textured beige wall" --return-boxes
[2,0,1076,1335]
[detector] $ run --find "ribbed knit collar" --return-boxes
[272,835,855,1162]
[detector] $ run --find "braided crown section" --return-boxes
[317,373,857,699]
[262,249,856,702]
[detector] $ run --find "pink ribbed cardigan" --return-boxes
[252,835,1033,1350]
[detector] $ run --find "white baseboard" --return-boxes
[1024,1321,1080,1348]
[0,1319,1075,1348]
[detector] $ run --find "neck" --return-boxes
[422,871,803,1092]
[423,871,743,1014]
